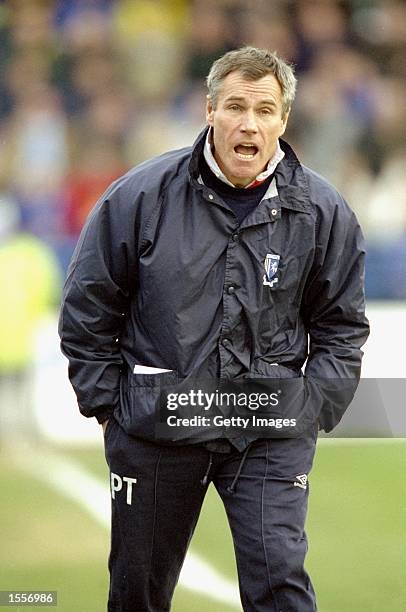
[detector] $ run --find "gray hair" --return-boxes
[206,46,297,118]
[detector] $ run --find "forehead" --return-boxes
[216,71,283,105]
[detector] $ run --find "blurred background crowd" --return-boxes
[0,0,405,382]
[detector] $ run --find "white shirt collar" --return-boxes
[203,127,285,188]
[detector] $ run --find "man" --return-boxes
[59,47,369,611]
[0,198,61,443]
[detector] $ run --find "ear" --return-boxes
[279,109,290,136]
[206,96,214,126]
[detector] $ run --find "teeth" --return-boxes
[236,152,255,160]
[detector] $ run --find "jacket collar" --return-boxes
[276,139,311,213]
[188,127,208,179]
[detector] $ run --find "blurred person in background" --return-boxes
[62,137,127,239]
[0,64,69,242]
[0,197,61,442]
[59,46,369,611]
[113,0,187,102]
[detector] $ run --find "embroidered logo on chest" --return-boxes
[263,253,280,287]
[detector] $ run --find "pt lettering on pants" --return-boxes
[110,472,137,506]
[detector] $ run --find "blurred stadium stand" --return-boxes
[0,0,404,297]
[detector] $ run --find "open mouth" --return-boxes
[234,144,258,160]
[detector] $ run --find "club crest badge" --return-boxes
[263,253,280,287]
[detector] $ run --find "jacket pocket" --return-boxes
[242,361,307,428]
[250,360,302,379]
[129,370,178,387]
[121,370,179,439]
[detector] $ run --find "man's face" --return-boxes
[206,71,289,187]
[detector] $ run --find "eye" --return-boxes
[228,104,241,111]
[259,108,273,116]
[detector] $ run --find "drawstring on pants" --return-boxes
[227,444,251,495]
[201,452,213,486]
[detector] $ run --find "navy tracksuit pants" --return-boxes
[104,418,318,612]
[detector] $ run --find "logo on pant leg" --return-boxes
[111,472,137,505]
[293,474,308,490]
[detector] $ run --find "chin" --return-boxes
[232,177,255,188]
[233,163,261,176]
[234,172,257,183]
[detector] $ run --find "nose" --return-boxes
[241,110,258,133]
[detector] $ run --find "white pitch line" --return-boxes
[12,448,241,610]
